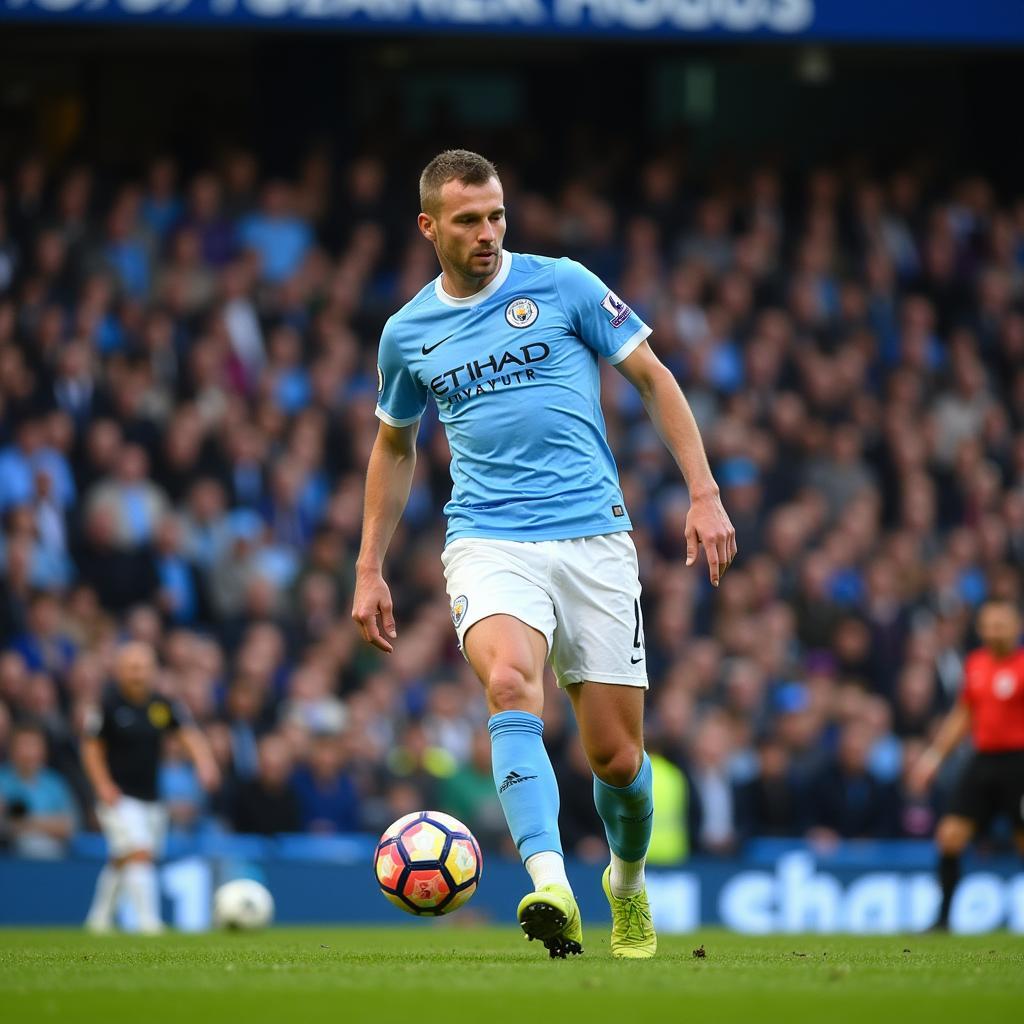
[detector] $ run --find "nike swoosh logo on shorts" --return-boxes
[631,656,644,664]
[422,334,455,355]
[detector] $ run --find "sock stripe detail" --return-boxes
[488,710,545,738]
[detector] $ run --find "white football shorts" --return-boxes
[441,532,648,689]
[96,796,167,858]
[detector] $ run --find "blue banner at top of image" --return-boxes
[1,0,1023,44]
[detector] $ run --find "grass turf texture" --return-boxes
[2,927,1022,1024]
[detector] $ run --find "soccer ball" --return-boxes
[213,879,275,931]
[374,811,483,916]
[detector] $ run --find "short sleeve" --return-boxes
[83,699,111,741]
[375,320,428,427]
[553,258,651,364]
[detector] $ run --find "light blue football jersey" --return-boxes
[375,251,651,544]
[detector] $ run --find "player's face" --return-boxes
[977,603,1021,655]
[423,177,505,282]
[116,644,156,701]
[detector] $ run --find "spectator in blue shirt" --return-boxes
[264,326,311,415]
[9,591,77,680]
[261,458,318,549]
[155,516,200,626]
[140,157,183,243]
[291,734,360,834]
[0,722,76,858]
[0,504,72,594]
[32,441,77,516]
[101,191,153,299]
[0,419,42,513]
[238,182,312,284]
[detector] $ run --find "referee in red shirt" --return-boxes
[910,598,1024,931]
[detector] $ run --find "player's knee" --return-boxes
[590,742,643,788]
[936,818,970,855]
[125,850,153,864]
[485,664,540,713]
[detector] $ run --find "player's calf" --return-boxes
[931,815,974,931]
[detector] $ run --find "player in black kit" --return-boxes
[82,642,219,933]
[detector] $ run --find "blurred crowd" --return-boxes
[0,144,1023,861]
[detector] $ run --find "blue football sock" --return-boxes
[488,711,563,862]
[593,752,654,863]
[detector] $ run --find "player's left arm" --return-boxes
[615,340,737,586]
[908,698,971,795]
[178,725,221,794]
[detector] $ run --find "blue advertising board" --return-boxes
[2,842,1022,934]
[0,0,1023,45]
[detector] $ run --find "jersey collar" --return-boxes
[434,250,513,309]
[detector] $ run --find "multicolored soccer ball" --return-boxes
[374,811,483,916]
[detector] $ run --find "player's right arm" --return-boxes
[908,699,971,795]
[80,735,121,807]
[354,318,429,653]
[353,421,419,653]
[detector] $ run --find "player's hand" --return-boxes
[908,749,940,796]
[684,489,738,587]
[352,568,398,654]
[97,781,122,807]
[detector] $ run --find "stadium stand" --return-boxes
[0,148,1022,860]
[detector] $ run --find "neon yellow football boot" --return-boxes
[517,884,584,959]
[602,866,657,959]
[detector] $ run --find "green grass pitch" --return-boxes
[2,927,1022,1024]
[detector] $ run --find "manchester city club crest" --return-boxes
[451,595,469,628]
[505,296,539,328]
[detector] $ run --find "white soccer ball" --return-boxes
[213,879,275,931]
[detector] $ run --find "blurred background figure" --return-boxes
[805,720,900,845]
[908,600,1024,930]
[0,722,76,858]
[230,734,301,836]
[80,643,218,934]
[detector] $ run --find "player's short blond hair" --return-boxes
[419,150,499,215]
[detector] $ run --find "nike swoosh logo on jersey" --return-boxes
[422,334,456,355]
[631,656,644,665]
